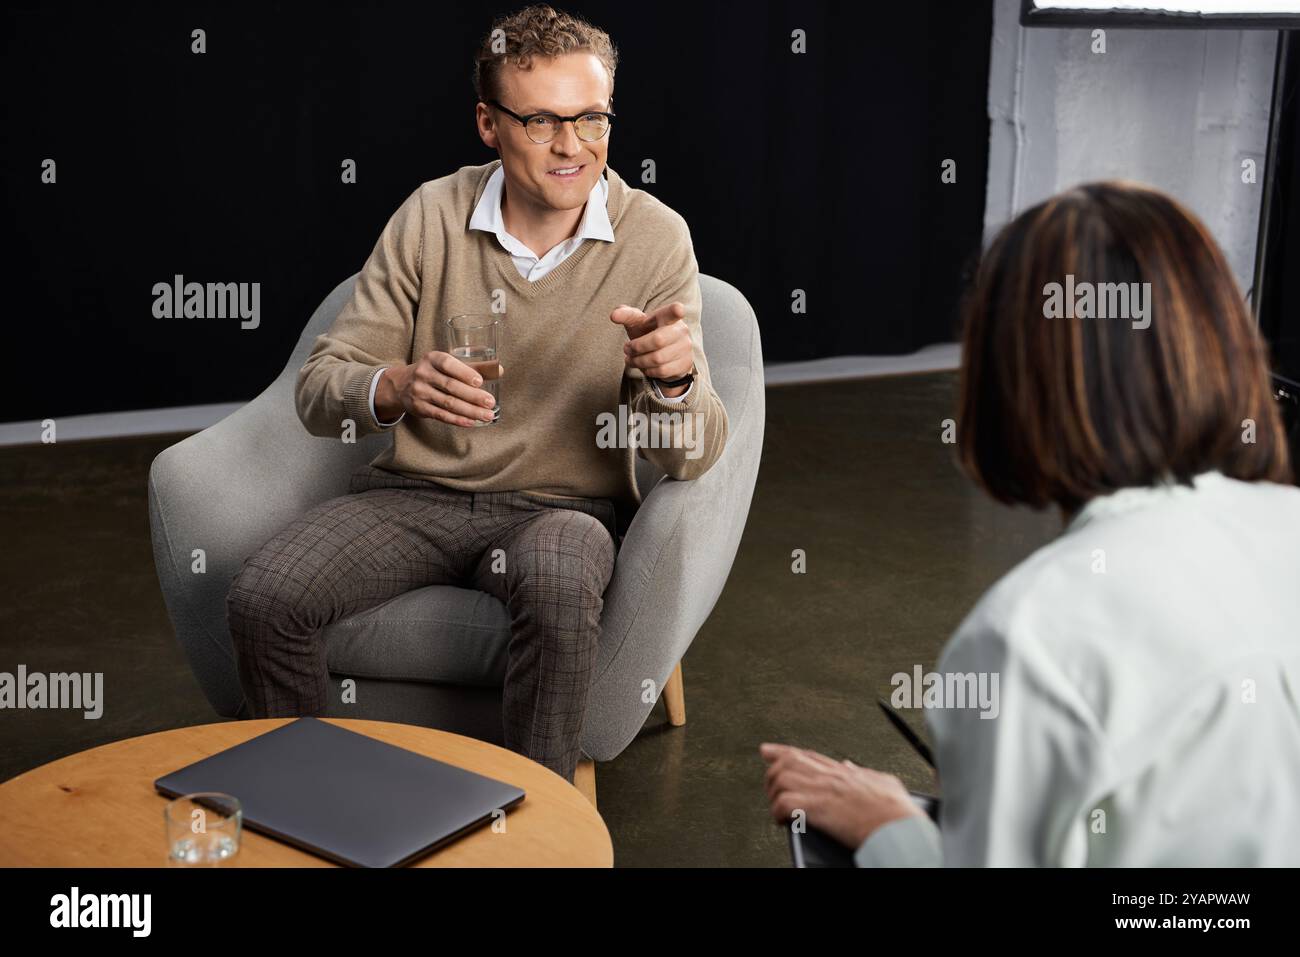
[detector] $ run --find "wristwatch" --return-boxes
[654,365,697,391]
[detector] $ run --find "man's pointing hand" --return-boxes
[610,302,694,395]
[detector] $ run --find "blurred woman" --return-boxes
[762,181,1300,865]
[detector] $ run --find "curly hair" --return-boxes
[473,4,618,107]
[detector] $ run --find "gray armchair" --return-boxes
[148,272,764,793]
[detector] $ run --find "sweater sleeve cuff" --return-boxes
[368,366,406,428]
[650,378,694,403]
[343,365,389,435]
[639,374,705,413]
[853,815,943,868]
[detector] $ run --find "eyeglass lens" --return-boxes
[525,114,610,143]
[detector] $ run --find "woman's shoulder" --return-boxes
[943,473,1300,682]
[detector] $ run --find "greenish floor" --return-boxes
[0,372,1060,866]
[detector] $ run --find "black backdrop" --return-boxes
[3,0,993,423]
[1259,31,1299,387]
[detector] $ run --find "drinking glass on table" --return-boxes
[164,792,242,866]
[446,314,502,426]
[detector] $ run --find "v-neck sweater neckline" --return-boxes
[470,159,625,300]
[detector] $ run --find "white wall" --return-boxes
[985,0,1278,292]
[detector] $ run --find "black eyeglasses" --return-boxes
[487,99,615,144]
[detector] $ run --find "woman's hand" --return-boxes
[760,742,924,849]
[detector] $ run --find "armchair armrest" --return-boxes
[148,275,390,717]
[582,278,765,761]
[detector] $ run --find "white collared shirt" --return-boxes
[369,163,688,426]
[855,471,1300,866]
[468,162,615,280]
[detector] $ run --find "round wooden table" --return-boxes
[0,718,613,867]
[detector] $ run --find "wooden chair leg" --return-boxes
[663,661,686,727]
[574,758,596,808]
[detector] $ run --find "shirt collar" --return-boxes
[468,163,615,246]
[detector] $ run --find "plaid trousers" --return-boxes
[225,463,621,783]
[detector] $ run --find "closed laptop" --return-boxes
[155,717,526,867]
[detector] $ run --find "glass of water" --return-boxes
[446,314,502,426]
[164,792,242,866]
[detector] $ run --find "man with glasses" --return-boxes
[226,4,729,785]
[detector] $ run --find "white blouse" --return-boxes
[856,471,1300,866]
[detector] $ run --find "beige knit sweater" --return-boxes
[295,159,728,511]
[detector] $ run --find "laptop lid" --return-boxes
[155,717,526,867]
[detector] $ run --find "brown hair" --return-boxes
[472,4,618,107]
[957,180,1292,514]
